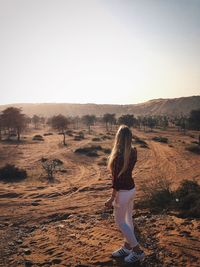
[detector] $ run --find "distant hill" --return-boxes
[0,96,199,117]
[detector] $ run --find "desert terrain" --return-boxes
[0,125,199,267]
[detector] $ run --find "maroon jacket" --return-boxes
[111,147,137,191]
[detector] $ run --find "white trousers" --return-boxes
[113,187,138,247]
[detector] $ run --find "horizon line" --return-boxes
[0,95,199,107]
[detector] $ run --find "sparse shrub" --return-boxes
[139,177,200,218]
[74,135,81,141]
[74,131,84,140]
[65,130,73,135]
[91,145,102,150]
[43,133,53,136]
[132,135,149,148]
[0,164,27,182]
[191,141,199,145]
[101,135,112,140]
[86,151,99,157]
[141,176,173,211]
[174,180,200,218]
[152,136,168,143]
[40,158,63,181]
[10,132,17,137]
[74,145,102,157]
[185,144,200,154]
[33,135,44,141]
[78,131,84,139]
[98,157,108,166]
[53,158,63,165]
[92,137,101,141]
[41,157,48,162]
[189,134,195,138]
[140,143,149,149]
[103,148,111,154]
[74,147,90,154]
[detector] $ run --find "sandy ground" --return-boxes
[0,125,199,267]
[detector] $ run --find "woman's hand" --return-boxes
[105,197,114,209]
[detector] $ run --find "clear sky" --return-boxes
[0,0,200,105]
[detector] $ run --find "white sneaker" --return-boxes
[112,246,132,257]
[124,250,145,263]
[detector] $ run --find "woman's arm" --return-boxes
[105,188,117,208]
[111,188,117,200]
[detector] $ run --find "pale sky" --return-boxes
[0,0,200,105]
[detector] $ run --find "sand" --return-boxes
[0,125,199,267]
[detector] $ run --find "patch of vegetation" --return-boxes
[189,134,195,138]
[65,130,73,136]
[140,143,149,149]
[132,135,149,148]
[139,177,200,218]
[140,177,172,211]
[103,148,111,154]
[98,157,108,166]
[92,137,101,141]
[43,132,53,136]
[101,135,112,140]
[0,164,27,182]
[74,131,84,141]
[74,145,102,157]
[33,134,44,141]
[40,158,63,181]
[185,144,200,154]
[191,141,199,145]
[74,135,81,141]
[174,180,200,218]
[152,136,168,143]
[86,151,99,157]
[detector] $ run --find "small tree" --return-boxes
[118,114,136,128]
[188,109,200,130]
[82,115,96,133]
[69,116,81,129]
[103,113,116,131]
[51,114,69,145]
[1,107,26,141]
[32,115,40,129]
[147,116,157,131]
[41,158,63,181]
[160,116,169,130]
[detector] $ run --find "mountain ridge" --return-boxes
[0,95,199,117]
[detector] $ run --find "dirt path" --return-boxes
[0,127,199,267]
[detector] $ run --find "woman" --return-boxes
[105,125,145,263]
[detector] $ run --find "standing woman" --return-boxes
[105,125,145,263]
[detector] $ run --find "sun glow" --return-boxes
[0,0,200,105]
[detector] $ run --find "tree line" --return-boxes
[0,107,200,142]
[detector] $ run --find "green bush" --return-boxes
[0,164,27,182]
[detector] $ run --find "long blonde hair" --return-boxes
[108,125,133,177]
